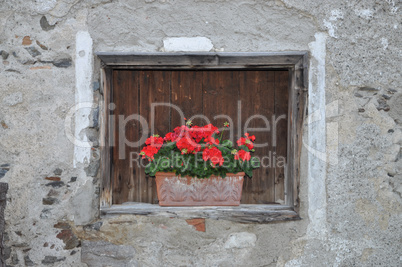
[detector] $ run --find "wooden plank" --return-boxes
[112,70,140,204]
[139,70,171,204]
[202,70,239,141]
[100,68,113,208]
[171,71,204,127]
[239,71,276,204]
[285,69,296,208]
[96,52,307,68]
[274,71,289,204]
[101,203,301,224]
[292,60,307,210]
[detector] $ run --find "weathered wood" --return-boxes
[139,71,171,204]
[97,52,307,69]
[202,70,239,140]
[0,183,8,267]
[171,70,204,127]
[101,202,301,224]
[292,56,308,210]
[112,70,141,204]
[100,68,113,208]
[274,71,289,204]
[239,71,276,204]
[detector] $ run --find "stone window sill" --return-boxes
[101,203,301,223]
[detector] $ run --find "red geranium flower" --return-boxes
[202,147,224,166]
[237,133,255,150]
[145,135,164,148]
[140,145,160,160]
[235,149,251,161]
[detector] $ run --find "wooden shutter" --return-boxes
[111,69,288,204]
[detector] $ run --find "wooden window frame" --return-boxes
[97,52,308,223]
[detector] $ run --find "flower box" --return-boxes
[155,172,245,206]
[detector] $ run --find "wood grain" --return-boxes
[101,202,301,224]
[139,71,171,204]
[274,71,289,204]
[100,68,113,208]
[239,71,276,204]
[111,70,291,205]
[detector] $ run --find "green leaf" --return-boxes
[222,140,233,148]
[245,169,253,178]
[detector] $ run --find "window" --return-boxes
[98,53,308,223]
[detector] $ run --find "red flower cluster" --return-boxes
[176,137,201,154]
[202,147,224,166]
[163,124,220,155]
[188,124,219,143]
[141,135,164,160]
[237,133,256,150]
[141,123,256,166]
[145,135,164,148]
[234,149,251,161]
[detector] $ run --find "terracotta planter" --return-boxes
[155,172,245,206]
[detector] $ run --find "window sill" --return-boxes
[101,203,301,223]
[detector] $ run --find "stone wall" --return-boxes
[0,0,401,266]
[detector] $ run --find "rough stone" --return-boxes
[83,221,103,231]
[24,47,41,57]
[54,222,71,229]
[52,58,72,68]
[0,164,9,179]
[41,256,66,265]
[22,36,32,45]
[92,81,100,91]
[84,159,100,177]
[53,168,63,176]
[388,93,402,123]
[45,181,65,188]
[70,180,96,225]
[0,50,9,60]
[36,40,48,50]
[69,177,77,183]
[42,197,59,205]
[56,229,80,250]
[40,209,51,219]
[3,246,11,260]
[11,253,18,265]
[24,255,34,266]
[81,240,137,267]
[40,16,55,31]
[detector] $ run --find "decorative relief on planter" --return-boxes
[155,172,244,206]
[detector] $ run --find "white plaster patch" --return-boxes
[306,32,328,238]
[32,0,57,14]
[73,31,93,167]
[163,37,214,52]
[354,9,374,20]
[329,10,343,21]
[323,20,337,38]
[3,92,23,106]
[224,232,257,249]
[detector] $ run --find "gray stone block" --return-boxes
[81,241,138,267]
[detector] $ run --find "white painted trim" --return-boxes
[74,31,93,167]
[306,32,328,238]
